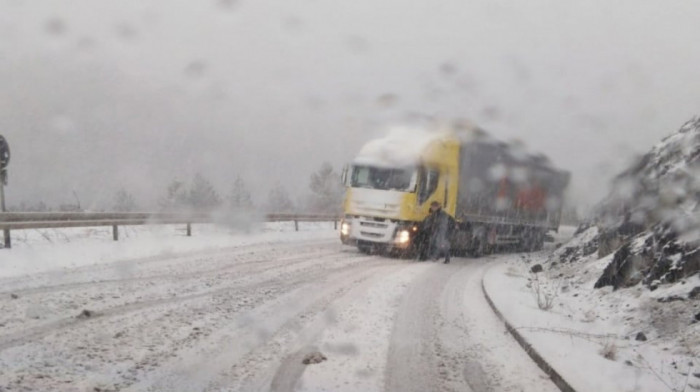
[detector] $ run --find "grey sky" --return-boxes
[1,0,699,210]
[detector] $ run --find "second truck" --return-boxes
[340,125,570,256]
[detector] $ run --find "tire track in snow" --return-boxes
[385,257,560,392]
[0,248,370,353]
[0,244,344,338]
[439,260,560,392]
[274,261,433,392]
[0,247,342,303]
[123,258,400,392]
[434,260,498,392]
[1,241,563,392]
[221,261,426,392]
[0,240,339,295]
[384,262,455,392]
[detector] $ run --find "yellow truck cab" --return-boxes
[340,128,460,254]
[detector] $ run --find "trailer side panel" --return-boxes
[456,140,570,229]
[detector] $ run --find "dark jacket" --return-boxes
[422,208,455,251]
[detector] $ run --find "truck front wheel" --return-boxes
[471,236,492,258]
[358,243,373,254]
[521,230,544,252]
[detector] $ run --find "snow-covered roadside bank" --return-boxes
[0,222,337,279]
[483,253,699,392]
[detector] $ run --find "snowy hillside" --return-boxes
[593,117,699,289]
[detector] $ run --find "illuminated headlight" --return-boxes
[397,229,411,244]
[341,222,350,236]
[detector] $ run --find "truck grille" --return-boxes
[360,221,388,229]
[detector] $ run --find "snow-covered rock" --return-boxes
[559,117,700,290]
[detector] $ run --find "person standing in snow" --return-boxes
[420,201,454,264]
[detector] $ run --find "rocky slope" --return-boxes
[542,117,700,340]
[564,117,700,290]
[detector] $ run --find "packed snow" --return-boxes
[0,225,559,391]
[353,126,446,168]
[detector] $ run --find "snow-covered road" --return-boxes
[0,237,558,392]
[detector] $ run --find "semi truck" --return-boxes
[339,126,570,256]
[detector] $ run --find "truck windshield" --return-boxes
[351,165,417,192]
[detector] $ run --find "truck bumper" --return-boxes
[340,216,417,251]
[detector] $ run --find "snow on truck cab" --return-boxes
[340,126,571,256]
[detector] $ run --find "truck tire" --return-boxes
[471,239,484,258]
[471,236,492,258]
[358,244,373,254]
[521,230,544,252]
[533,235,544,251]
[519,236,531,252]
[469,227,489,258]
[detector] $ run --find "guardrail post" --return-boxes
[0,180,9,249]
[3,228,10,249]
[294,220,299,232]
[112,225,119,241]
[186,223,192,237]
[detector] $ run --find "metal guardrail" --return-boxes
[0,212,340,249]
[459,213,560,230]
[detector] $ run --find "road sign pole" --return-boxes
[0,135,11,248]
[0,180,10,249]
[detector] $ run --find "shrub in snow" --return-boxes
[599,341,617,361]
[529,273,559,311]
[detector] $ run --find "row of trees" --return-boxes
[111,162,344,214]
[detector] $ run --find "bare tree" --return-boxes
[113,188,138,212]
[229,176,253,210]
[266,183,295,213]
[159,180,189,211]
[188,173,222,211]
[308,162,344,214]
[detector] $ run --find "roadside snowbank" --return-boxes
[484,255,699,392]
[0,222,337,279]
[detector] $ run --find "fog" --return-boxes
[1,0,699,211]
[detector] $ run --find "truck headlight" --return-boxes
[341,222,350,236]
[397,229,411,244]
